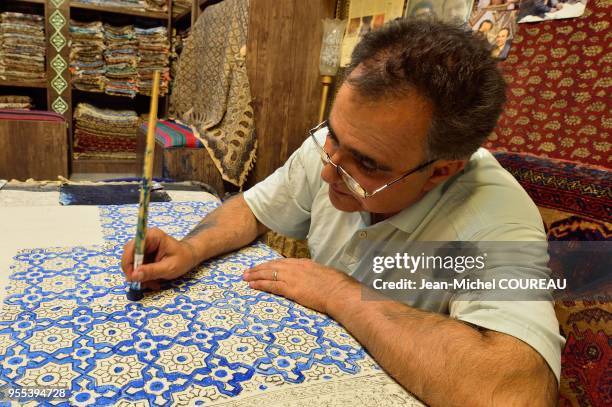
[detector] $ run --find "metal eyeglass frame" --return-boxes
[309,120,436,199]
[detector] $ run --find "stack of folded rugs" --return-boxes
[144,0,168,12]
[70,21,170,97]
[135,26,170,96]
[0,12,45,83]
[0,95,32,110]
[104,24,138,98]
[71,0,167,13]
[70,21,106,93]
[74,0,142,11]
[73,103,140,160]
[172,0,193,18]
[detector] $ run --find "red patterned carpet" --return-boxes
[494,152,611,223]
[486,0,611,169]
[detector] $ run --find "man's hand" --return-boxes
[242,258,358,314]
[121,228,196,284]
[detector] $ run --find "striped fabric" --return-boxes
[141,119,203,148]
[0,109,65,122]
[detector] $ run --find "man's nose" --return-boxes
[320,160,340,184]
[320,151,343,185]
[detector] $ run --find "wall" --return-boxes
[246,0,337,185]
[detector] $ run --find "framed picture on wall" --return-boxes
[404,0,475,24]
[469,8,518,60]
[340,0,406,66]
[516,0,588,23]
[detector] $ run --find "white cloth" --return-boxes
[244,131,565,381]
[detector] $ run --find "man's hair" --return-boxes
[345,18,506,160]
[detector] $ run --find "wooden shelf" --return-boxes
[70,1,168,20]
[11,0,46,5]
[173,0,222,23]
[173,8,191,22]
[0,79,47,89]
[72,88,167,99]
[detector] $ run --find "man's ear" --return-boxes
[422,159,466,193]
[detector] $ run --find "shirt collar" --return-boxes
[382,175,454,234]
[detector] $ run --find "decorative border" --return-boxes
[46,0,71,120]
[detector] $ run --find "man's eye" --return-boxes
[358,161,378,173]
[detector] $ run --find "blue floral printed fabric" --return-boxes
[0,201,407,406]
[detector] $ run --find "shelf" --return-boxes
[72,88,167,99]
[173,0,223,23]
[0,79,47,89]
[173,8,191,22]
[70,1,168,20]
[10,0,46,5]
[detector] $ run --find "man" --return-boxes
[408,1,437,20]
[476,19,495,44]
[122,19,563,406]
[492,28,512,59]
[441,0,470,23]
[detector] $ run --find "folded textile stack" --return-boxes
[71,0,168,12]
[135,26,170,96]
[0,95,33,110]
[70,21,106,93]
[72,0,143,11]
[73,103,140,160]
[144,0,168,13]
[0,12,45,83]
[104,24,138,98]
[172,0,192,18]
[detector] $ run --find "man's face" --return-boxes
[444,0,468,21]
[413,7,435,20]
[322,82,434,216]
[496,29,509,47]
[479,21,492,33]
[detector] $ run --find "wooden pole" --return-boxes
[318,75,333,122]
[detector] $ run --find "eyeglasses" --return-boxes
[309,121,435,199]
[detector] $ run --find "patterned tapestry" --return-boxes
[170,0,256,188]
[0,201,419,406]
[556,299,611,407]
[493,152,611,223]
[485,0,611,169]
[493,152,611,406]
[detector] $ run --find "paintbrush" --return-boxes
[127,70,161,301]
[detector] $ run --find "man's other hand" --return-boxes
[242,258,358,314]
[121,228,197,285]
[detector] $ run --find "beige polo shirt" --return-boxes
[244,129,564,381]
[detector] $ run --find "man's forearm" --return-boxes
[326,283,556,406]
[182,194,268,264]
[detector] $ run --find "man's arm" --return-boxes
[182,193,269,264]
[243,259,558,407]
[122,193,268,282]
[327,282,558,406]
